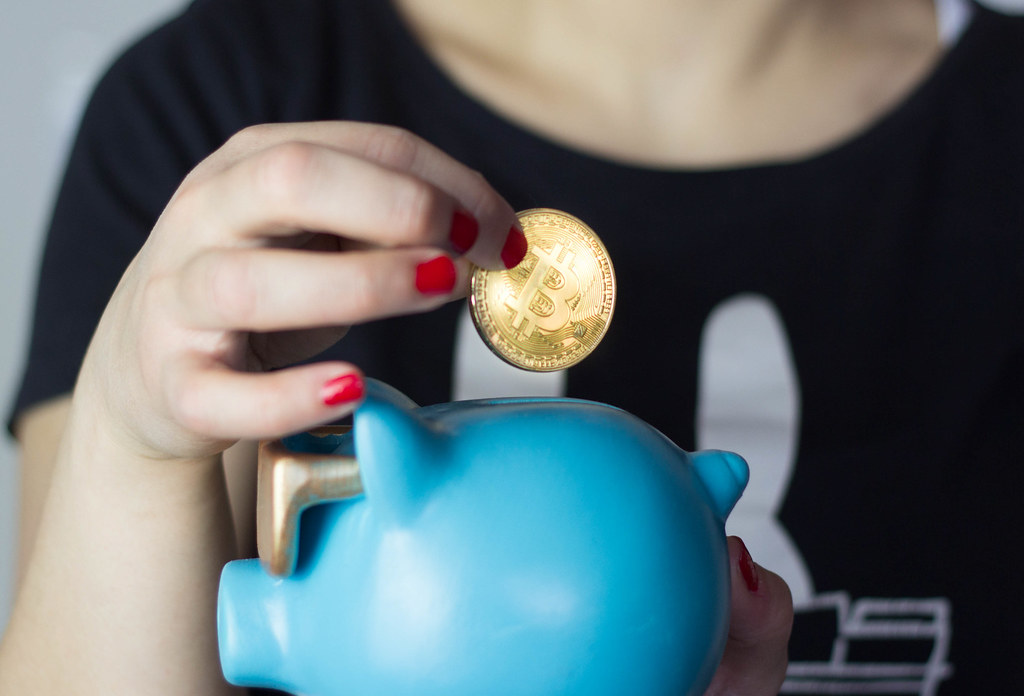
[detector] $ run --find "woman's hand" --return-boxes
[77,121,525,462]
[0,122,526,696]
[705,537,794,695]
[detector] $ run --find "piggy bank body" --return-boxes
[219,381,748,695]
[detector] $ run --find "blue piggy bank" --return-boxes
[218,380,748,695]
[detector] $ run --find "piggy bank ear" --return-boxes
[691,450,750,521]
[354,380,439,524]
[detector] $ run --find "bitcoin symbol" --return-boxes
[470,208,615,372]
[506,242,580,338]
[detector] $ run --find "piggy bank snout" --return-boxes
[218,560,285,690]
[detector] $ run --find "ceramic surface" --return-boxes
[218,380,748,695]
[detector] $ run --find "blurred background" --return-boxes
[2,0,1024,634]
[0,0,186,634]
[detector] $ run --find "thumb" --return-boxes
[705,536,794,696]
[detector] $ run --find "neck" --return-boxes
[394,0,941,167]
[528,0,811,58]
[400,0,816,79]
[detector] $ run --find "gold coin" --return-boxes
[469,208,616,372]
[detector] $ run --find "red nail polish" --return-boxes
[500,226,528,269]
[450,209,479,254]
[415,255,457,295]
[737,538,760,593]
[321,373,364,407]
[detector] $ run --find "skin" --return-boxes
[1,0,944,693]
[395,0,943,166]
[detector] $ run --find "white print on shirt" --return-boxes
[452,304,565,401]
[695,294,813,606]
[781,593,953,695]
[695,294,954,695]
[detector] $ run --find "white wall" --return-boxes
[2,0,1024,637]
[0,0,187,635]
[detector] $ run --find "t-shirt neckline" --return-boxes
[371,0,988,182]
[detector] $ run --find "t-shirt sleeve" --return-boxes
[7,0,279,431]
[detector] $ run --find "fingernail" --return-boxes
[449,209,479,254]
[500,226,528,269]
[737,538,760,593]
[415,255,457,295]
[321,373,364,407]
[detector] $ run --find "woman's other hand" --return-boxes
[705,537,794,696]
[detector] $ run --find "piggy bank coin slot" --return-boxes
[281,425,354,456]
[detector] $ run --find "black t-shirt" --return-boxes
[11,0,1024,692]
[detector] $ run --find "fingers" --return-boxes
[248,326,350,371]
[165,358,366,441]
[705,537,793,696]
[331,122,524,268]
[180,123,524,271]
[175,247,469,331]
[107,121,524,460]
[209,143,458,247]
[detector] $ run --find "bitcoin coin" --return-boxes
[470,208,616,372]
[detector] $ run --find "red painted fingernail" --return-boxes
[321,373,364,407]
[415,255,457,295]
[500,226,528,269]
[737,538,760,593]
[449,209,479,254]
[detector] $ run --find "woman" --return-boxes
[3,0,1021,692]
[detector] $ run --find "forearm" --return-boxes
[0,403,242,695]
[1,121,520,694]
